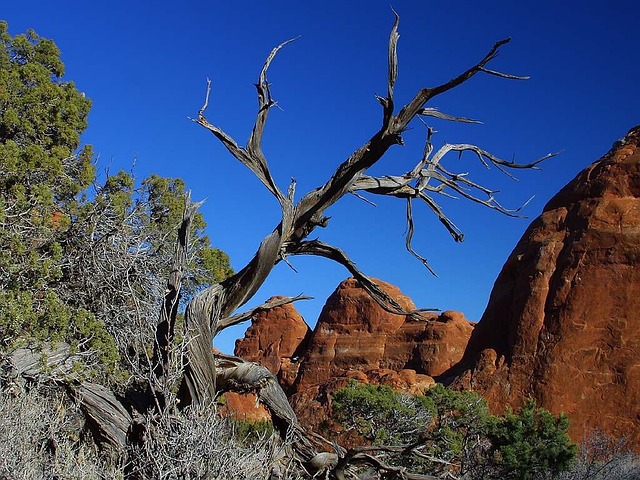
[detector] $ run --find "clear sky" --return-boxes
[4,1,639,353]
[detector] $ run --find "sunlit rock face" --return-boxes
[294,278,473,390]
[219,392,270,423]
[234,277,473,433]
[234,296,312,393]
[445,126,640,450]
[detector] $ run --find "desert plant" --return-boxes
[0,387,124,479]
[487,399,577,479]
[331,382,578,479]
[547,430,640,480]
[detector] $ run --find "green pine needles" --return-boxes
[0,21,232,384]
[332,381,578,479]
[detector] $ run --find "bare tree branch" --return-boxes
[216,294,312,333]
[195,38,299,208]
[335,444,443,480]
[395,38,512,128]
[345,131,557,272]
[181,10,554,476]
[181,283,225,406]
[213,353,320,461]
[69,382,132,453]
[419,107,482,124]
[247,37,299,207]
[376,9,400,128]
[153,192,203,381]
[406,197,437,275]
[478,66,529,79]
[287,239,435,320]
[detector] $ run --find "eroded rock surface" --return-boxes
[235,296,312,392]
[219,392,271,423]
[233,278,473,431]
[446,126,640,448]
[294,278,472,390]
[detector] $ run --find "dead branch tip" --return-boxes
[198,78,212,118]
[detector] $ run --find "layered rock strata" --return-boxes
[233,278,474,432]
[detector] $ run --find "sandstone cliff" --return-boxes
[294,278,473,390]
[233,278,474,431]
[446,126,640,448]
[234,296,312,393]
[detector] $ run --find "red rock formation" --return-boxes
[220,297,311,424]
[235,296,312,392]
[233,278,473,431]
[289,367,436,445]
[219,392,270,422]
[294,278,473,390]
[285,278,472,432]
[447,126,640,449]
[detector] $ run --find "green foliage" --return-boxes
[0,20,92,298]
[0,20,93,204]
[194,243,234,287]
[332,381,430,445]
[488,399,578,479]
[413,383,492,472]
[0,22,114,380]
[0,22,231,385]
[140,174,233,298]
[72,309,120,374]
[233,419,275,444]
[331,381,578,479]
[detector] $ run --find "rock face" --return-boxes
[290,278,472,433]
[446,126,640,448]
[235,296,312,392]
[220,392,270,423]
[294,278,473,390]
[233,278,474,432]
[223,297,312,423]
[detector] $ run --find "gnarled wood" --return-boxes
[153,192,203,382]
[1,343,81,383]
[0,344,132,452]
[181,9,551,476]
[69,382,132,451]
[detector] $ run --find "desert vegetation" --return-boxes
[331,382,577,479]
[1,13,639,480]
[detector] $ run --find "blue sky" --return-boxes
[4,1,639,353]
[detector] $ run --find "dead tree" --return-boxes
[171,10,552,477]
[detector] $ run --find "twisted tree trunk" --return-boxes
[173,9,552,476]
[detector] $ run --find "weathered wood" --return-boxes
[214,353,319,460]
[185,10,550,477]
[181,284,224,406]
[216,294,312,333]
[153,193,202,381]
[1,344,132,452]
[70,382,132,451]
[1,343,81,383]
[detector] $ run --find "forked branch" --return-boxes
[195,38,300,208]
[184,9,552,476]
[153,192,203,382]
[348,131,557,271]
